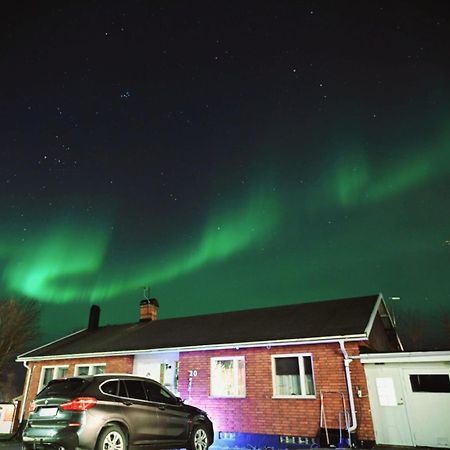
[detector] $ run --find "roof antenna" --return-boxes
[143,286,151,300]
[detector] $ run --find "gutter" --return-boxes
[19,361,33,424]
[359,350,450,364]
[16,334,368,362]
[339,340,357,434]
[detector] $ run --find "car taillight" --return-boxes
[59,397,97,411]
[29,402,37,412]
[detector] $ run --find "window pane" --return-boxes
[212,360,234,396]
[274,357,301,396]
[144,381,165,402]
[144,382,177,404]
[76,366,89,376]
[410,374,450,393]
[42,368,54,387]
[56,367,67,379]
[101,380,118,396]
[275,357,300,376]
[211,359,245,397]
[303,356,315,395]
[93,365,105,375]
[125,380,146,400]
[119,380,127,397]
[37,379,88,398]
[237,359,245,396]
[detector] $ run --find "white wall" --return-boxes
[133,352,179,395]
[0,403,15,433]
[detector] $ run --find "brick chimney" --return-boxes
[140,298,159,321]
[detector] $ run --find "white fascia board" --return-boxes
[360,350,450,364]
[363,293,383,337]
[16,333,368,362]
[363,293,404,351]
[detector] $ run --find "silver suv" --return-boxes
[22,374,214,450]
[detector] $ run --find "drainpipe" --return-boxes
[19,361,33,424]
[338,340,357,433]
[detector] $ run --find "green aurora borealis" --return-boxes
[2,118,450,342]
[1,1,450,345]
[2,188,281,303]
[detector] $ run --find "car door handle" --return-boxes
[122,401,133,406]
[158,405,166,410]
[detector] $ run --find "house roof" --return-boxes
[18,294,384,361]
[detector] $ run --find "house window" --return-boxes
[74,364,105,376]
[410,374,450,393]
[39,366,68,391]
[211,357,245,397]
[272,354,315,397]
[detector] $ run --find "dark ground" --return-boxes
[0,439,442,450]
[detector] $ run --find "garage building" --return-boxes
[362,350,450,448]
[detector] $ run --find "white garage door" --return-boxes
[364,359,450,448]
[402,368,450,448]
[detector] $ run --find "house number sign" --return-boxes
[187,369,198,396]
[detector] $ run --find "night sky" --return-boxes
[1,1,449,343]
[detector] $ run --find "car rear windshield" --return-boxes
[36,378,89,398]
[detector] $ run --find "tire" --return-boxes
[188,424,210,450]
[96,425,127,450]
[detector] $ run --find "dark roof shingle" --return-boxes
[19,294,380,359]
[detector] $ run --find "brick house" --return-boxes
[17,294,401,448]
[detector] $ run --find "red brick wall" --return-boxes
[179,342,375,441]
[21,342,375,441]
[346,344,375,441]
[23,356,133,418]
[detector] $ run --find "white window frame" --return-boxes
[210,356,246,398]
[271,353,316,399]
[74,363,106,376]
[38,365,69,391]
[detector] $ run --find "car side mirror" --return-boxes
[176,396,184,404]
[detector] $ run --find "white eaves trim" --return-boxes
[16,333,368,362]
[363,293,403,351]
[364,293,384,336]
[360,350,450,364]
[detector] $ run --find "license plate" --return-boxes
[39,407,58,416]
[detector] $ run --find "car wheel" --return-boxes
[188,424,210,450]
[97,425,127,450]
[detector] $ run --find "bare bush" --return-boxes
[0,298,40,374]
